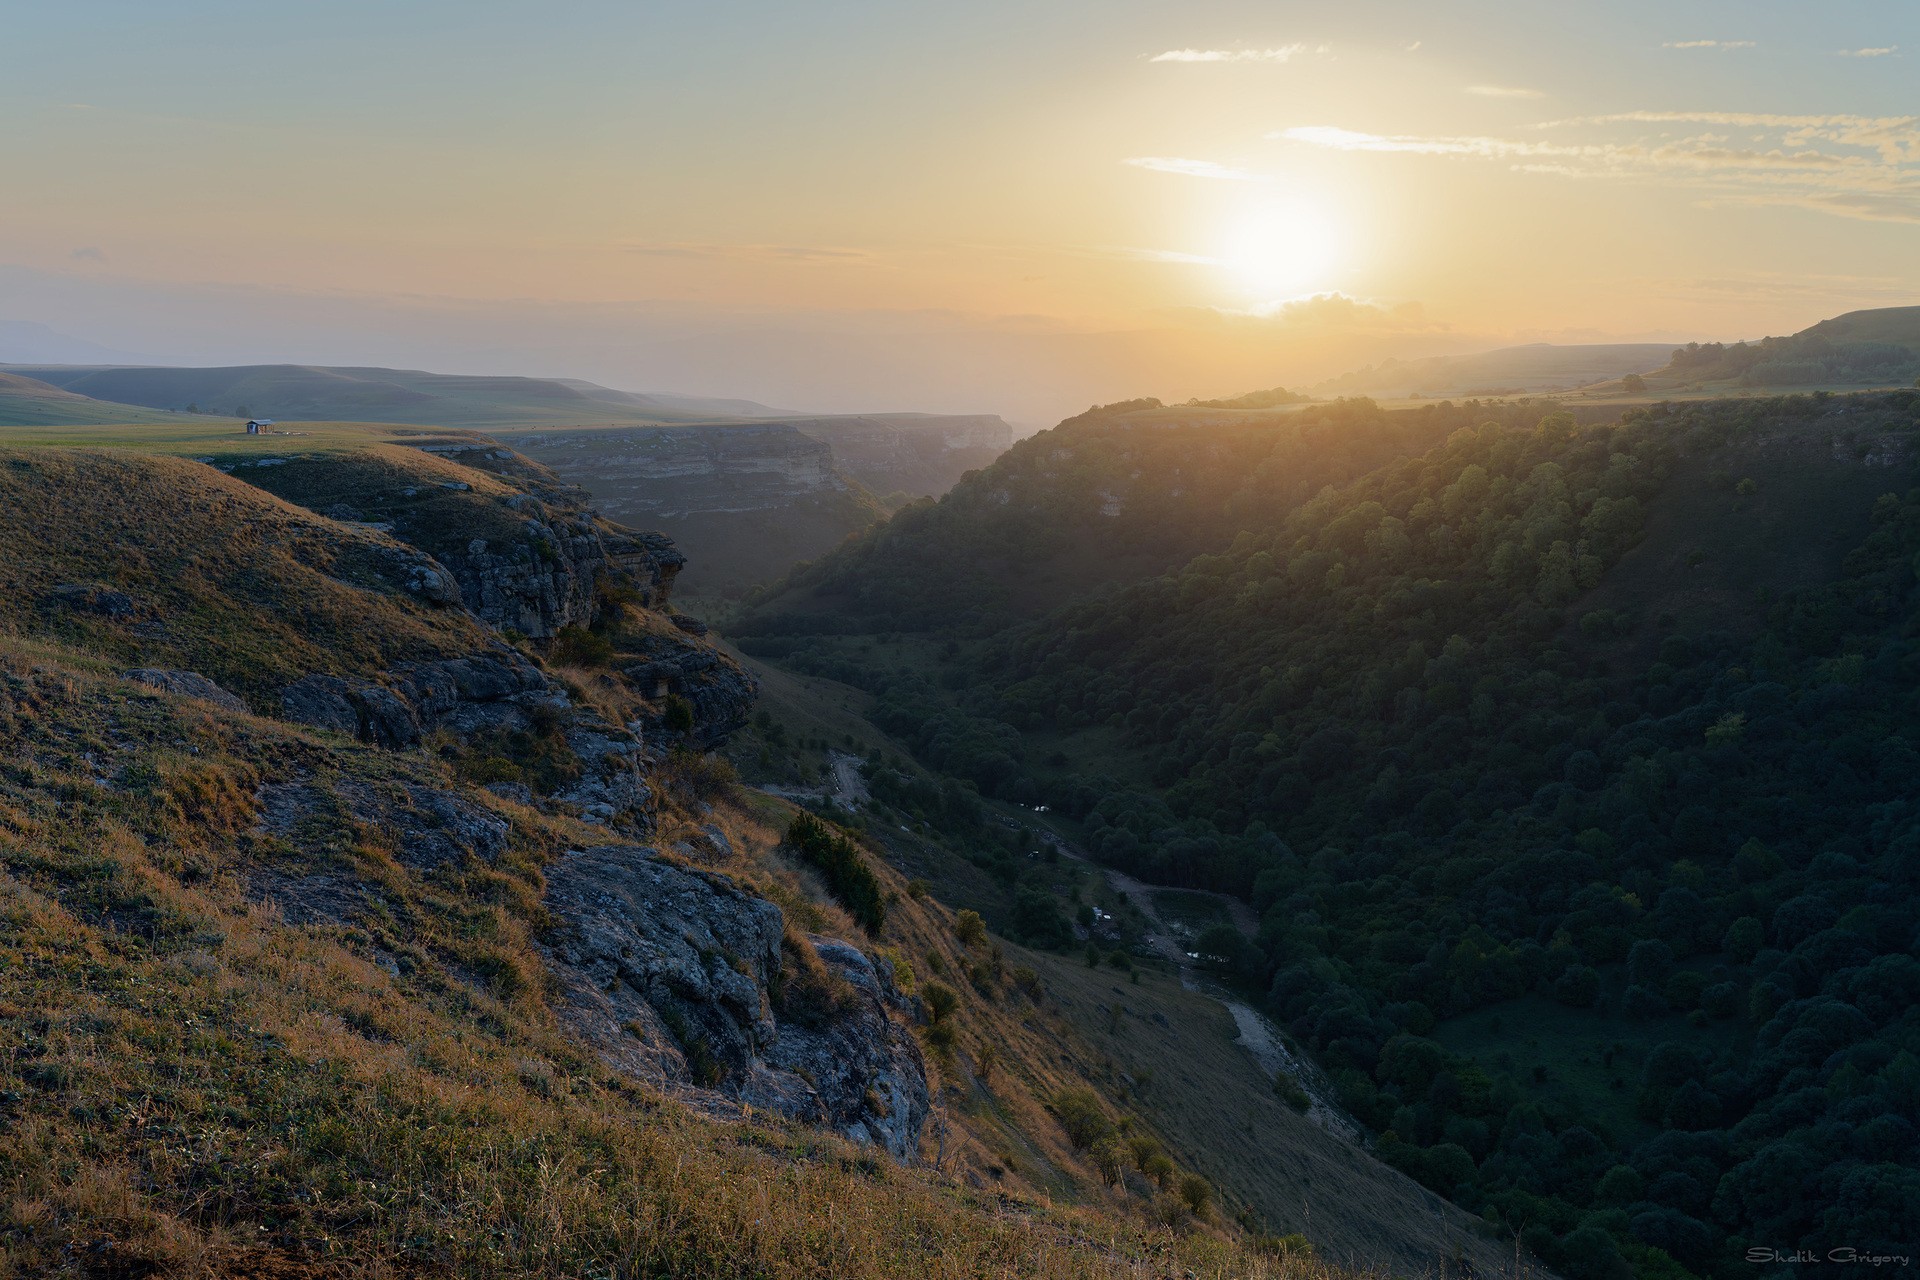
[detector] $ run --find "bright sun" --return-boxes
[1212,196,1346,302]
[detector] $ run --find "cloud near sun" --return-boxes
[1149,44,1327,63]
[1279,111,1920,224]
[1124,156,1262,181]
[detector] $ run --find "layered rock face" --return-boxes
[503,417,1013,595]
[541,844,929,1158]
[404,442,685,638]
[248,439,752,830]
[787,414,1014,498]
[506,425,847,522]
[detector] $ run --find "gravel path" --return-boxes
[1027,822,1363,1143]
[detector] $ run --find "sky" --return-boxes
[2,0,1916,421]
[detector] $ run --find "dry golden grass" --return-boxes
[0,448,496,697]
[0,643,1392,1280]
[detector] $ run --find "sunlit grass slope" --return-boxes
[0,437,1383,1279]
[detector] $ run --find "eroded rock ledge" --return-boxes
[540,844,929,1159]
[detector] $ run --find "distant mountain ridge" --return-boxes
[4,361,785,428]
[1310,342,1677,399]
[1656,305,1920,389]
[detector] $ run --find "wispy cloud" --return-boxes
[1124,156,1261,181]
[1150,44,1324,63]
[70,247,106,262]
[1466,84,1544,99]
[1278,110,1920,224]
[1838,46,1897,57]
[621,243,871,261]
[1540,111,1920,161]
[1663,39,1755,50]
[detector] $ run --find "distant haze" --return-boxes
[0,265,1693,424]
[2,1,1916,422]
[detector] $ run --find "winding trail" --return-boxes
[1021,821,1363,1143]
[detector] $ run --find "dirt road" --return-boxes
[1021,821,1362,1142]
[827,750,870,805]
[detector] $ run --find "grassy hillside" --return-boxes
[7,363,737,429]
[0,372,177,428]
[0,432,1433,1279]
[0,447,496,696]
[731,390,1920,1279]
[1650,305,1920,392]
[1800,305,1920,348]
[0,639,1293,1280]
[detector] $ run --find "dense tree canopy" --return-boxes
[740,392,1920,1278]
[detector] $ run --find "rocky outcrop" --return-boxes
[248,776,513,927]
[756,938,929,1157]
[406,441,686,619]
[280,673,426,749]
[623,633,758,748]
[277,647,655,828]
[540,844,928,1159]
[243,439,749,826]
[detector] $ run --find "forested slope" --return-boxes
[736,391,1920,1279]
[751,396,1577,634]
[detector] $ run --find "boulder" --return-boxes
[279,673,423,748]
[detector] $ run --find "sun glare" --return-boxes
[1212,196,1346,303]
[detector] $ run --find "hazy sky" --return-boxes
[3,0,1916,419]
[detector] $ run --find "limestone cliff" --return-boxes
[787,413,1014,498]
[505,425,886,595]
[501,415,1013,595]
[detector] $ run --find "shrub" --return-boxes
[921,980,959,1023]
[973,1041,998,1084]
[663,693,696,733]
[1253,1234,1314,1258]
[1051,1087,1114,1150]
[786,812,885,932]
[1177,1174,1212,1217]
[953,909,987,948]
[662,747,737,801]
[552,625,614,667]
